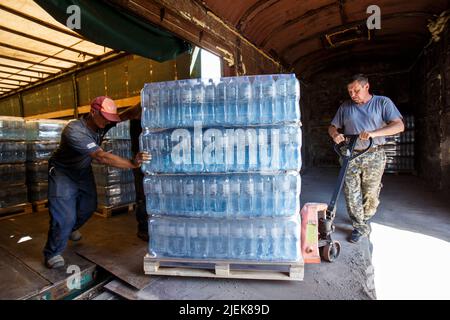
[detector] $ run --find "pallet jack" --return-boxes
[301,135,373,263]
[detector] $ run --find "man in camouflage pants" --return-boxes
[328,74,404,243]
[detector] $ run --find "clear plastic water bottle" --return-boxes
[172,176,183,215]
[237,76,251,125]
[167,222,180,257]
[188,222,208,259]
[159,82,170,128]
[226,77,238,125]
[180,80,192,126]
[261,75,275,124]
[247,129,258,171]
[219,176,230,215]
[224,129,235,172]
[257,129,270,171]
[210,222,228,259]
[270,128,280,170]
[209,176,218,216]
[239,175,250,215]
[280,128,290,170]
[149,84,160,127]
[169,81,181,127]
[140,86,150,129]
[154,223,168,257]
[251,76,263,125]
[161,177,173,214]
[182,177,194,215]
[287,127,301,171]
[192,79,205,123]
[275,75,288,123]
[204,79,215,126]
[162,132,172,173]
[284,223,299,261]
[193,125,204,172]
[194,177,206,215]
[286,74,300,121]
[230,223,245,259]
[230,175,240,217]
[215,79,226,124]
[253,175,264,217]
[263,175,275,215]
[255,222,267,260]
[235,129,246,172]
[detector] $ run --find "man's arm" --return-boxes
[359,118,404,140]
[119,102,141,121]
[90,149,150,169]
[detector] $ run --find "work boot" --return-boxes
[137,229,149,242]
[349,229,363,243]
[70,230,82,241]
[45,255,65,269]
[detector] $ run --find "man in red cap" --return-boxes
[43,96,151,269]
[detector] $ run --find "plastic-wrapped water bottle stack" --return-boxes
[140,74,302,262]
[0,116,28,208]
[24,119,68,203]
[92,121,135,207]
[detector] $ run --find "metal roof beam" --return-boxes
[0,43,80,64]
[0,63,56,75]
[0,76,32,84]
[0,54,63,70]
[0,26,96,58]
[0,65,48,80]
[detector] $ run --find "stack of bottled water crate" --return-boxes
[92,120,136,207]
[0,116,28,208]
[383,114,415,173]
[25,119,67,202]
[140,74,303,262]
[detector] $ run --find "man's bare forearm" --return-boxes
[370,119,404,138]
[93,150,137,169]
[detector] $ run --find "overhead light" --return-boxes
[324,24,372,48]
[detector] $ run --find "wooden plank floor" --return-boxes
[0,246,50,299]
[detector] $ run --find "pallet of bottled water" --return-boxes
[25,119,67,141]
[0,116,25,140]
[140,74,303,277]
[93,130,135,210]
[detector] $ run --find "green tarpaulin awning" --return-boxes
[35,0,191,62]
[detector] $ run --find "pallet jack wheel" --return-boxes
[321,241,341,262]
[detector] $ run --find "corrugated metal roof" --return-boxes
[0,0,116,97]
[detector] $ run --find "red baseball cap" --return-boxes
[90,96,121,122]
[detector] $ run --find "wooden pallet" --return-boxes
[0,203,33,220]
[143,254,304,281]
[94,202,135,218]
[32,199,48,212]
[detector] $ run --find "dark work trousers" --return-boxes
[133,167,148,232]
[43,164,97,259]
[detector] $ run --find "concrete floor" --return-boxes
[1,167,449,300]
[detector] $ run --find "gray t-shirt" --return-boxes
[50,117,111,170]
[331,95,402,149]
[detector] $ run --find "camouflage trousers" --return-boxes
[343,149,386,236]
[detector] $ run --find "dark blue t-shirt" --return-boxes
[331,95,403,149]
[50,116,112,170]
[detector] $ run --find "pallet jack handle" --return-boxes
[327,135,373,217]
